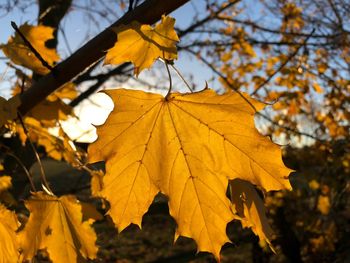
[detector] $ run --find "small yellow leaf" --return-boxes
[0,204,20,262]
[308,179,320,190]
[312,83,323,93]
[0,95,21,128]
[317,195,331,215]
[19,192,98,263]
[0,176,12,192]
[105,16,179,75]
[230,179,275,251]
[317,63,328,74]
[1,23,59,75]
[88,88,292,259]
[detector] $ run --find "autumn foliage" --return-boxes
[0,1,349,262]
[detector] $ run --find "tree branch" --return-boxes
[18,0,190,115]
[70,0,242,108]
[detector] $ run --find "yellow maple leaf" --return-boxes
[1,23,59,75]
[230,179,275,251]
[0,204,20,262]
[105,15,179,75]
[88,88,292,259]
[18,192,97,263]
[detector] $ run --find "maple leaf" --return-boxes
[1,23,59,75]
[230,179,275,250]
[18,192,97,263]
[0,204,20,262]
[88,88,292,259]
[105,15,179,75]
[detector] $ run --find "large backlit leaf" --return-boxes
[88,88,292,259]
[18,192,97,263]
[105,15,179,75]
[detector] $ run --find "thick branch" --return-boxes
[70,0,241,108]
[18,0,189,115]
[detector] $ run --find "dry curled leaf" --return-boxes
[105,15,179,75]
[88,88,292,259]
[18,192,97,263]
[230,179,275,251]
[1,23,59,75]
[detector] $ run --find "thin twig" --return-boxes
[11,21,54,72]
[69,0,239,108]
[251,28,316,96]
[0,145,36,191]
[17,112,54,195]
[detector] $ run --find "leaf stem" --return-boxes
[164,59,173,99]
[0,144,36,192]
[170,64,193,93]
